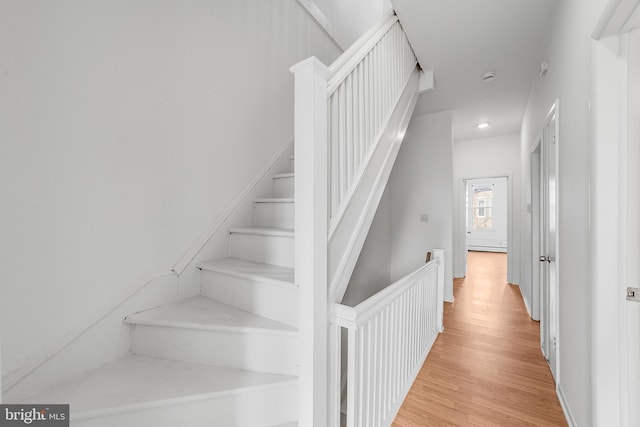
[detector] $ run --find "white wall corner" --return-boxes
[420,70,434,92]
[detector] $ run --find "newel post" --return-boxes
[433,248,445,332]
[290,57,329,427]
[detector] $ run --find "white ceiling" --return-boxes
[392,0,558,141]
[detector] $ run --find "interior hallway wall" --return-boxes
[519,0,609,424]
[342,186,392,307]
[389,111,454,301]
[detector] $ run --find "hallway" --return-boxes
[393,251,566,426]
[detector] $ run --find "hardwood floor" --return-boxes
[392,251,567,426]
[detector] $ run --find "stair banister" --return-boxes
[329,253,445,427]
[290,56,330,427]
[290,10,419,426]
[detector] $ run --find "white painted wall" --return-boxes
[519,0,608,424]
[342,187,392,307]
[389,111,454,302]
[453,134,521,286]
[0,0,340,400]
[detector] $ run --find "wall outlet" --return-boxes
[420,214,429,222]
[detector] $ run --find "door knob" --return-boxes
[539,255,550,262]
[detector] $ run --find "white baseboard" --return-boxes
[518,285,533,319]
[557,384,577,427]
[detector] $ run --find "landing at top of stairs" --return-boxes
[124,295,296,336]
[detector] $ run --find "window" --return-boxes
[472,186,493,230]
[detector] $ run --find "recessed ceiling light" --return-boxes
[482,71,496,82]
[477,122,490,129]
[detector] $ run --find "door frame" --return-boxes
[456,174,515,284]
[465,177,509,253]
[540,101,560,382]
[530,134,542,322]
[591,1,640,424]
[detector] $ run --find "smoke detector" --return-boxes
[482,71,496,82]
[538,61,549,77]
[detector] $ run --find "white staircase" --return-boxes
[20,160,300,426]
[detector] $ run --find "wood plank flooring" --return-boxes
[392,251,567,426]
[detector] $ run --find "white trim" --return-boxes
[172,136,294,275]
[518,285,533,318]
[557,384,578,427]
[2,269,175,393]
[530,133,542,322]
[546,99,561,384]
[327,11,398,92]
[457,174,515,283]
[592,0,640,40]
[293,0,343,51]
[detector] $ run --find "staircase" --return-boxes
[19,158,300,426]
[14,10,421,426]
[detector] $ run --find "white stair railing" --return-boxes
[330,251,445,427]
[290,10,420,426]
[327,15,417,228]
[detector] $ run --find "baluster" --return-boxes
[394,298,401,398]
[356,326,365,427]
[338,83,346,205]
[358,62,365,166]
[384,305,392,415]
[330,93,339,219]
[347,325,357,427]
[364,322,372,427]
[329,322,342,427]
[346,74,354,191]
[364,54,370,153]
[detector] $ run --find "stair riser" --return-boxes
[273,176,294,198]
[200,269,298,327]
[73,383,298,427]
[229,233,294,268]
[253,202,294,228]
[130,326,298,376]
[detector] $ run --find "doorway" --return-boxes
[465,177,508,253]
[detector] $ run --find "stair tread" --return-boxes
[20,356,296,420]
[125,296,296,335]
[273,172,294,179]
[230,226,294,237]
[198,257,295,287]
[254,197,294,203]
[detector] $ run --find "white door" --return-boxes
[625,27,640,426]
[540,103,559,381]
[466,177,508,252]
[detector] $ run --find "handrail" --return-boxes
[329,252,445,427]
[327,11,398,93]
[332,258,440,326]
[290,11,420,425]
[326,18,417,226]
